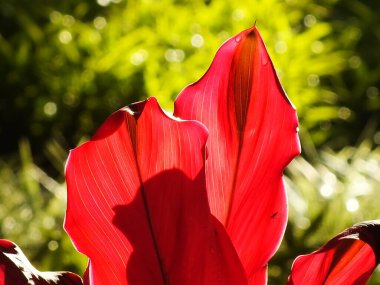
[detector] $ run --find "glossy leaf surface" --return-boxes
[65,98,247,285]
[0,239,82,285]
[287,220,380,285]
[174,26,300,282]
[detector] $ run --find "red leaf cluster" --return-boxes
[1,26,379,285]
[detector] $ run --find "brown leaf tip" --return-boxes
[346,220,380,264]
[127,99,148,120]
[229,28,259,132]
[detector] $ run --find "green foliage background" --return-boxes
[0,0,379,283]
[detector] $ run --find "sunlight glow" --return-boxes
[320,183,334,198]
[346,198,359,212]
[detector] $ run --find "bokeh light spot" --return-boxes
[275,40,287,54]
[348,56,362,69]
[165,49,185,62]
[130,49,148,66]
[366,86,379,99]
[97,0,111,6]
[63,15,75,27]
[49,11,62,24]
[94,16,107,30]
[3,217,16,232]
[320,183,334,198]
[311,41,324,53]
[232,9,245,21]
[58,30,72,44]
[20,208,33,221]
[346,198,359,212]
[191,34,204,48]
[44,102,57,116]
[307,74,320,87]
[304,14,317,27]
[43,217,56,229]
[296,217,310,229]
[338,107,351,120]
[48,240,59,251]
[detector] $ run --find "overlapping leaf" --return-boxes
[287,220,380,285]
[174,26,301,282]
[0,239,82,285]
[64,98,247,285]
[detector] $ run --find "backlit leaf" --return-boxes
[174,26,300,282]
[287,220,380,285]
[65,97,247,285]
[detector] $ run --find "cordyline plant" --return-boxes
[1,26,380,285]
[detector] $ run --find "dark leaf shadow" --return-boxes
[112,168,210,285]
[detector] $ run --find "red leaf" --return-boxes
[287,220,380,285]
[174,26,300,281]
[65,97,247,285]
[0,239,82,285]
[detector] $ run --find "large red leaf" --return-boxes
[65,97,247,285]
[0,239,82,285]
[287,220,380,285]
[174,26,300,282]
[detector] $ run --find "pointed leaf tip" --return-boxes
[287,220,380,285]
[174,26,300,281]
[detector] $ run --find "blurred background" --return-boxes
[0,0,379,283]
